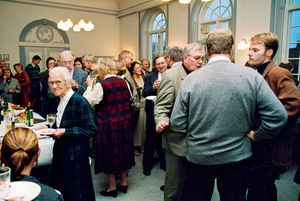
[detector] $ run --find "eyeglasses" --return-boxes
[48,80,65,86]
[188,55,206,63]
[62,61,73,65]
[156,61,167,66]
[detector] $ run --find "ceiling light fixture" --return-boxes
[179,0,191,3]
[57,19,94,32]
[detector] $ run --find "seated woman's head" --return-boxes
[0,128,40,179]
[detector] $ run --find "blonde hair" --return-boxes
[250,32,279,59]
[96,58,117,79]
[1,128,39,179]
[114,60,127,76]
[206,29,234,56]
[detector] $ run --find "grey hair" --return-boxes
[183,43,204,56]
[118,50,133,60]
[59,50,74,61]
[165,46,183,62]
[49,66,72,87]
[83,53,96,64]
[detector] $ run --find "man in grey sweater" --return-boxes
[170,29,287,201]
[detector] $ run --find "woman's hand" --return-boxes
[86,75,93,87]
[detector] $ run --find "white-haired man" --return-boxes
[60,50,88,94]
[154,42,205,201]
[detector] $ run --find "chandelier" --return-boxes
[57,19,95,32]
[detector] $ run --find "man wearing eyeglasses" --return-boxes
[59,50,88,95]
[171,29,287,201]
[154,43,205,201]
[142,54,168,176]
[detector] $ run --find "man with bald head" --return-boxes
[59,50,88,94]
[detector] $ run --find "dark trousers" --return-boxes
[247,142,277,201]
[143,101,165,170]
[182,158,250,201]
[29,85,41,113]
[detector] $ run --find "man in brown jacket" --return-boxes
[247,32,300,201]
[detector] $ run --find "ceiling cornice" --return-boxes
[0,0,118,16]
[117,0,170,17]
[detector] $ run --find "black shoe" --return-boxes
[100,189,118,197]
[117,185,128,193]
[160,185,164,192]
[143,169,151,176]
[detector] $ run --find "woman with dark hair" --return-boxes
[74,57,84,70]
[129,61,146,156]
[0,127,64,201]
[40,57,58,117]
[14,63,31,106]
[0,67,21,104]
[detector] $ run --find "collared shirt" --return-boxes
[158,72,166,81]
[56,89,74,127]
[70,68,74,79]
[208,55,231,64]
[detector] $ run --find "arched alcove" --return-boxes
[19,18,70,71]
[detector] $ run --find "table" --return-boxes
[0,112,54,166]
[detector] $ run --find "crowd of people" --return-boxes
[0,28,300,201]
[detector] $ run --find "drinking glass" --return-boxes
[0,166,10,199]
[47,114,56,128]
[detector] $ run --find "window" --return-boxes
[149,12,166,62]
[199,0,232,42]
[287,0,300,81]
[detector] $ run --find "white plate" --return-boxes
[146,96,156,100]
[36,128,55,135]
[6,181,41,201]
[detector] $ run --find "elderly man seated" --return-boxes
[47,67,96,201]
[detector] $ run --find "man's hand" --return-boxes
[246,130,255,141]
[156,121,169,133]
[71,80,79,89]
[152,80,160,90]
[52,128,66,139]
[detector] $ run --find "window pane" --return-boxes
[210,0,219,11]
[163,32,166,54]
[290,27,300,43]
[291,10,300,26]
[221,21,229,28]
[152,13,166,31]
[210,24,216,31]
[293,0,300,5]
[288,43,300,58]
[152,33,158,59]
[205,8,212,21]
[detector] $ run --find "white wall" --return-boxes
[0,1,120,68]
[168,1,189,48]
[119,13,140,60]
[234,0,272,65]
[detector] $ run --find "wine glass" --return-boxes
[47,114,56,128]
[0,166,11,198]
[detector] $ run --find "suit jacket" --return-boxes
[0,77,21,104]
[53,93,96,161]
[262,61,300,166]
[143,72,158,117]
[154,64,187,157]
[72,67,88,95]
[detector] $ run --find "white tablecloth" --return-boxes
[0,115,54,166]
